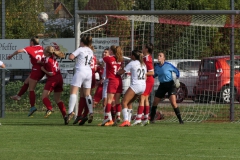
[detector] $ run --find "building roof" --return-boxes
[54,2,73,18]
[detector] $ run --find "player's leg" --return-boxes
[149,84,166,123]
[27,77,38,117]
[67,85,79,122]
[142,95,150,126]
[82,73,94,124]
[101,79,118,126]
[67,70,83,122]
[54,91,67,124]
[132,95,145,125]
[119,87,135,127]
[101,93,115,126]
[10,75,30,101]
[169,94,184,124]
[42,89,52,118]
[73,87,85,125]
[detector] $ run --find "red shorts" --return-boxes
[30,68,45,81]
[107,78,122,94]
[142,80,154,96]
[44,74,63,92]
[93,83,103,103]
[91,73,96,89]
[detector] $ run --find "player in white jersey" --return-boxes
[117,50,147,127]
[66,36,94,124]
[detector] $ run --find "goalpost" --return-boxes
[75,9,240,122]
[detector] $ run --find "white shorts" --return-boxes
[71,68,92,88]
[130,84,146,95]
[102,79,109,99]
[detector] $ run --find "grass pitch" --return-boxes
[0,112,240,160]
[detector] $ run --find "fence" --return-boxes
[1,0,240,123]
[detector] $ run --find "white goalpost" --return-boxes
[74,9,239,122]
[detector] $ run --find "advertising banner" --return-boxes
[0,37,119,69]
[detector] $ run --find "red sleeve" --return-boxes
[103,56,109,63]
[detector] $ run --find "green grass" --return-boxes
[0,113,240,160]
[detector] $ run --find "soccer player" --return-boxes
[73,54,97,125]
[117,50,147,127]
[66,36,94,124]
[40,46,67,124]
[150,52,183,124]
[100,45,123,126]
[132,43,154,126]
[7,36,45,116]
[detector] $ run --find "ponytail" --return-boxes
[110,45,123,62]
[54,51,65,58]
[44,46,65,58]
[132,50,145,66]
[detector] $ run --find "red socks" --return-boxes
[57,101,66,118]
[43,97,52,110]
[18,83,29,97]
[29,91,35,107]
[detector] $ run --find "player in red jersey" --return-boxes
[7,36,45,116]
[100,45,123,126]
[40,46,67,124]
[132,43,155,126]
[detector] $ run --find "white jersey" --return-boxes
[124,60,147,85]
[72,46,93,70]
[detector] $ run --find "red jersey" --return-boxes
[24,45,44,69]
[91,55,97,74]
[143,55,154,83]
[42,56,61,79]
[103,55,122,79]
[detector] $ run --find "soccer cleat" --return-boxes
[79,116,88,126]
[116,116,121,123]
[64,116,68,125]
[10,95,21,101]
[119,120,130,127]
[88,113,94,123]
[28,106,37,117]
[104,120,114,126]
[179,120,184,124]
[141,120,149,126]
[67,112,75,123]
[100,118,110,126]
[44,110,52,118]
[73,116,82,125]
[131,120,142,126]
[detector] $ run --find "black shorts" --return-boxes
[155,80,177,99]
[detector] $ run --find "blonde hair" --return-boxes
[44,46,65,58]
[110,45,123,62]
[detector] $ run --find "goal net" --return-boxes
[76,13,240,123]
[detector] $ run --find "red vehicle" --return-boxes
[193,55,240,103]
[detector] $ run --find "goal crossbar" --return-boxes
[76,10,240,15]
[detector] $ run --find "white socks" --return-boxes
[85,95,93,113]
[122,108,128,121]
[128,109,132,122]
[68,94,77,114]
